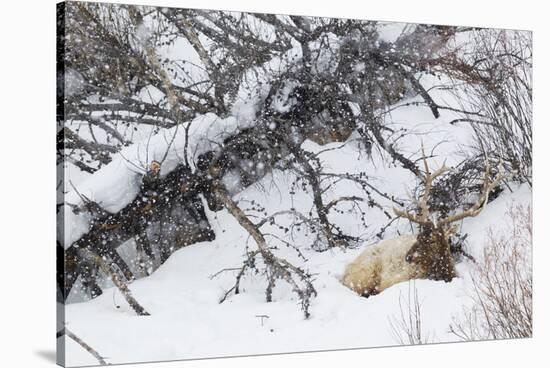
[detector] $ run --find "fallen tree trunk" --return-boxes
[61,164,215,299]
[60,95,388,300]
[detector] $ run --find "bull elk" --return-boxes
[343,153,503,297]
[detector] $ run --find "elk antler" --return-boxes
[437,160,504,226]
[393,145,450,224]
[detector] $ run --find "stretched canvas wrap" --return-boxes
[56,1,533,366]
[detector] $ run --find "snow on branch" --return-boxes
[63,113,251,249]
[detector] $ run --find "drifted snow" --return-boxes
[64,176,530,366]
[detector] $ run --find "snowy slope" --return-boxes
[63,90,531,365]
[64,180,530,366]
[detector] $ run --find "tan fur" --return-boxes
[342,235,426,296]
[150,160,161,176]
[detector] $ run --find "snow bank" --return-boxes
[64,173,530,366]
[63,90,531,363]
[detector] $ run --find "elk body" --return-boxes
[343,234,423,296]
[343,152,503,297]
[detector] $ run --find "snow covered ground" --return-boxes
[64,181,530,366]
[63,90,532,365]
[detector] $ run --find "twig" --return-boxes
[214,183,316,318]
[62,327,107,366]
[79,249,150,316]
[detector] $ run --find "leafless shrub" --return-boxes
[450,202,532,340]
[443,30,532,185]
[389,282,433,345]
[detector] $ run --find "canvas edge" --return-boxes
[56,1,67,367]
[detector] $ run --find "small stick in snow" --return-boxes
[255,315,270,326]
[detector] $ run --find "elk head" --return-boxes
[394,150,504,282]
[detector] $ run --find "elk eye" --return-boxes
[406,251,419,263]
